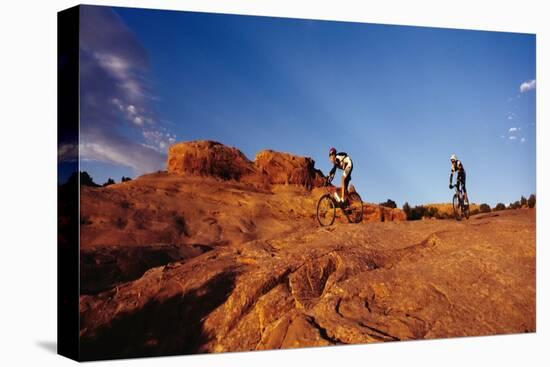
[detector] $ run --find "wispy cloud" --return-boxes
[520,79,536,93]
[58,143,78,162]
[70,6,176,175]
[505,125,529,144]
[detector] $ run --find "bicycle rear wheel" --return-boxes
[317,194,336,226]
[452,194,462,221]
[346,192,363,224]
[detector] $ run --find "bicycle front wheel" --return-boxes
[452,194,462,221]
[346,192,364,224]
[317,194,336,226]
[463,203,470,219]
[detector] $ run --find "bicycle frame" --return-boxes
[453,184,465,205]
[317,182,363,226]
[324,184,348,206]
[451,183,469,220]
[324,184,340,199]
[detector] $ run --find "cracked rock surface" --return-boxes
[79,177,535,360]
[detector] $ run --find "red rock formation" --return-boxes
[167,140,254,180]
[254,150,325,189]
[363,204,407,222]
[166,140,325,189]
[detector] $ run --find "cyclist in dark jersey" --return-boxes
[327,147,353,205]
[449,154,469,204]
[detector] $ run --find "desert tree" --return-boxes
[520,196,527,207]
[509,201,521,210]
[103,178,115,187]
[528,194,536,208]
[402,202,411,219]
[80,171,100,187]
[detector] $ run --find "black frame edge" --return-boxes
[57,5,80,362]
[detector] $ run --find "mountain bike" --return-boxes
[451,184,470,221]
[316,183,363,226]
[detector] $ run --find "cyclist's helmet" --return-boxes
[450,154,457,162]
[329,147,337,156]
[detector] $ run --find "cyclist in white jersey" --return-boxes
[449,154,469,204]
[327,147,353,205]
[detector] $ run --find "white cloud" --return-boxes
[521,137,526,143]
[520,79,536,93]
[508,127,518,133]
[58,143,78,162]
[127,105,137,114]
[80,138,165,174]
[142,129,177,153]
[70,6,178,175]
[509,136,517,140]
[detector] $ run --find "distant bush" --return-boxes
[528,194,536,208]
[103,178,115,187]
[403,202,411,218]
[520,196,527,207]
[479,203,491,213]
[407,206,423,220]
[494,203,506,211]
[402,202,461,220]
[426,206,438,218]
[470,208,480,216]
[509,201,521,210]
[121,176,132,182]
[380,199,397,209]
[404,205,439,220]
[80,171,100,187]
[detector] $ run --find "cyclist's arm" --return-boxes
[329,165,337,177]
[449,172,454,186]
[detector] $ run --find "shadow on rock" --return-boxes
[80,270,238,361]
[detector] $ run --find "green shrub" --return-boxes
[494,203,506,211]
[103,178,115,187]
[380,199,397,209]
[528,194,536,208]
[406,205,438,220]
[509,201,521,210]
[403,202,411,219]
[426,206,438,218]
[520,196,527,207]
[479,203,491,213]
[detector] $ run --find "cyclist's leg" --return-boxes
[343,164,352,203]
[340,175,346,203]
[461,174,468,203]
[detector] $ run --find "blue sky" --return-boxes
[65,5,536,206]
